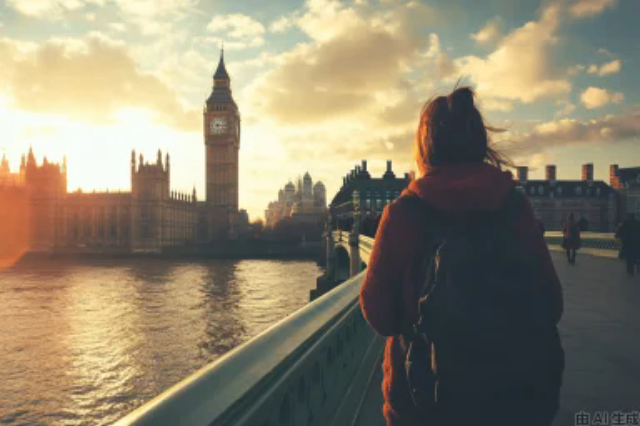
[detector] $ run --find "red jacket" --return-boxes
[359,162,564,426]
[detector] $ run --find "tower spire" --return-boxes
[213,45,230,81]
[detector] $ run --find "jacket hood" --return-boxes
[403,162,515,214]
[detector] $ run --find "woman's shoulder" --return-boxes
[376,194,427,230]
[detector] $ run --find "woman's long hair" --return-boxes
[413,86,513,176]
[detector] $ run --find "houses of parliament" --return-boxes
[0,50,243,253]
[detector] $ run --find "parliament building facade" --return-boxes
[0,50,242,253]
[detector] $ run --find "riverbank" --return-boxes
[17,241,323,262]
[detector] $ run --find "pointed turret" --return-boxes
[206,48,235,108]
[214,46,230,81]
[27,146,36,167]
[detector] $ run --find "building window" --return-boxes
[576,186,582,195]
[538,186,544,195]
[596,187,601,196]
[557,187,562,196]
[530,187,535,195]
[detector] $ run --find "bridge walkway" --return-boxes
[353,251,640,426]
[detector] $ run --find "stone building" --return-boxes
[265,173,327,227]
[329,160,411,234]
[203,48,240,240]
[610,165,640,218]
[515,163,617,232]
[0,147,197,253]
[0,49,242,253]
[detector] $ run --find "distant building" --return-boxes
[0,148,198,252]
[515,163,617,232]
[0,49,245,253]
[610,165,640,217]
[330,160,411,233]
[265,173,327,227]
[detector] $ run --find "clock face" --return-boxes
[210,117,227,134]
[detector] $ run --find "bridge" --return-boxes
[115,228,640,426]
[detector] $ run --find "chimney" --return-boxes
[582,163,594,183]
[387,160,392,173]
[517,166,528,183]
[610,164,619,188]
[362,160,367,172]
[546,165,557,183]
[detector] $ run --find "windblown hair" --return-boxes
[413,86,513,176]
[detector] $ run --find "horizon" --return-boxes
[0,0,638,220]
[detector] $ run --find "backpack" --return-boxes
[399,188,564,417]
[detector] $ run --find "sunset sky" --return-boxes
[0,0,638,220]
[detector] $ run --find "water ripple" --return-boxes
[0,258,320,425]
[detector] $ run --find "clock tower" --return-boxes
[204,48,240,240]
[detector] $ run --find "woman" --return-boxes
[562,213,581,264]
[359,87,564,426]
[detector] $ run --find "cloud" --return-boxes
[244,0,427,128]
[580,86,624,109]
[108,22,126,32]
[207,14,266,39]
[480,98,514,112]
[596,59,621,76]
[470,18,501,45]
[424,33,458,79]
[295,0,367,42]
[269,16,294,33]
[497,110,640,158]
[0,34,199,132]
[567,64,585,76]
[569,0,616,18]
[6,0,196,35]
[5,0,96,19]
[206,14,266,49]
[455,4,570,105]
[597,48,615,57]
[555,99,576,117]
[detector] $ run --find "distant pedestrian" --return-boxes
[578,216,589,232]
[615,213,640,276]
[562,213,581,264]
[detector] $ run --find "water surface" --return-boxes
[0,258,320,425]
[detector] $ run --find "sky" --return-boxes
[0,0,638,220]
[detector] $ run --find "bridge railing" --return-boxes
[116,229,619,426]
[116,242,380,426]
[544,232,620,258]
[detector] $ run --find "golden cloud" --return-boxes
[0,34,200,132]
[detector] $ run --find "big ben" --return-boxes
[204,48,240,240]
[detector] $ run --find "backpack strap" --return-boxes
[395,191,450,302]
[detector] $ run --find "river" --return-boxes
[0,258,321,425]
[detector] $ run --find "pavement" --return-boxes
[354,251,640,426]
